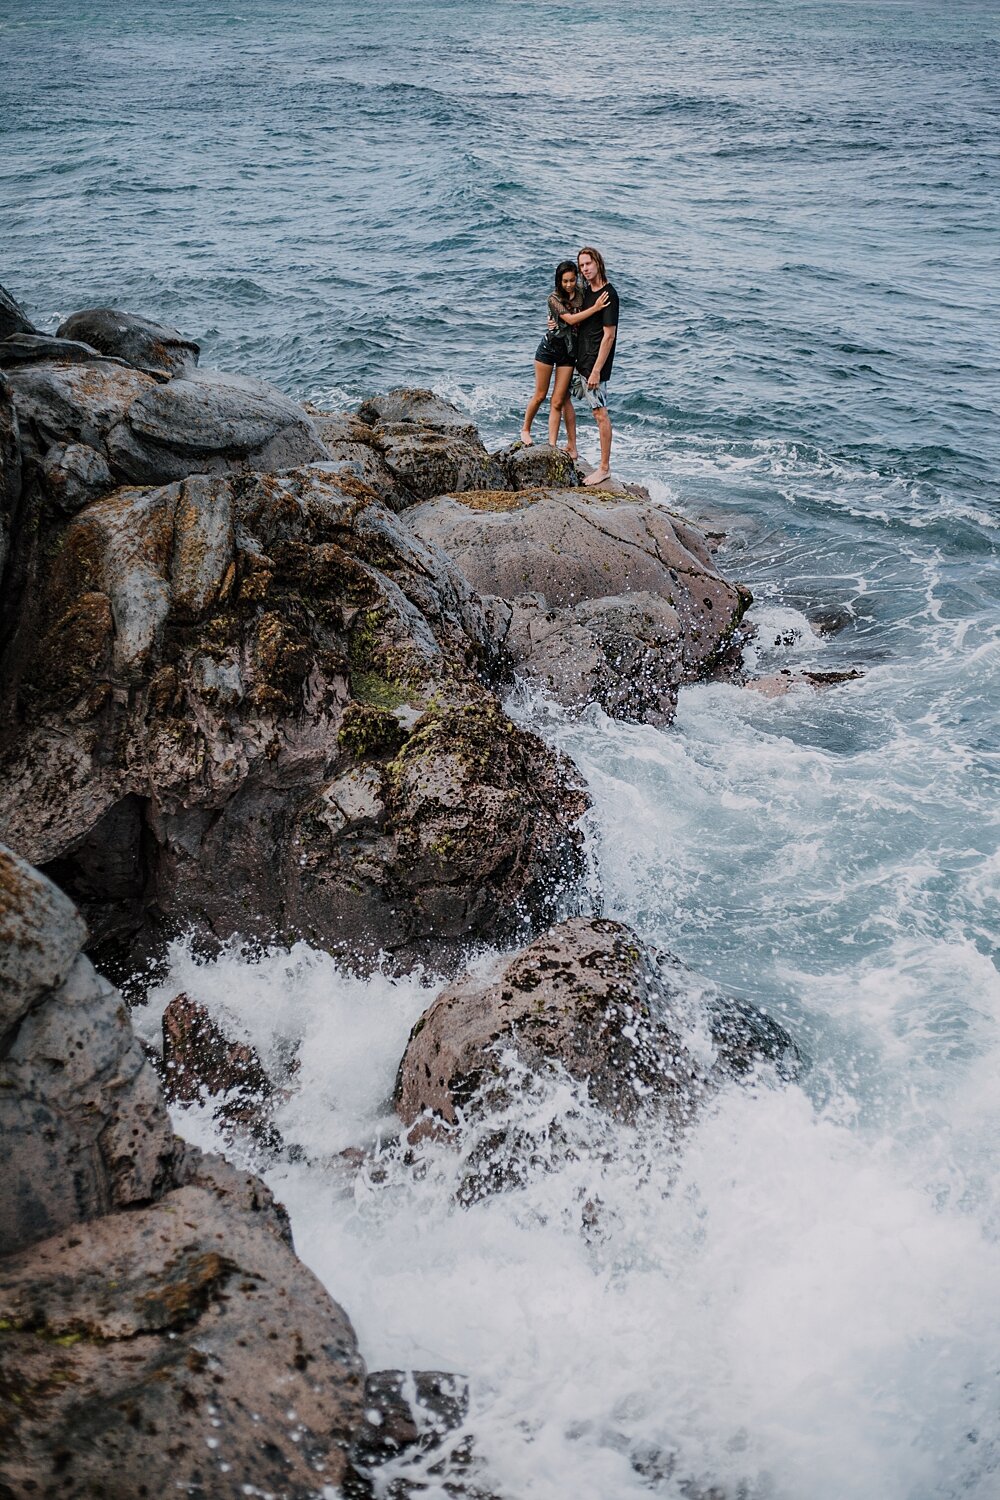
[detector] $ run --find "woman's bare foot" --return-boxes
[567,447,579,461]
[519,428,534,446]
[582,468,611,486]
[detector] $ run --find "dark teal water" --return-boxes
[5,4,1000,1496]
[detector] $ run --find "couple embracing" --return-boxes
[520,245,619,487]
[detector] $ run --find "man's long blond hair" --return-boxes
[577,246,608,282]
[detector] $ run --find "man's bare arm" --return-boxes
[588,325,617,386]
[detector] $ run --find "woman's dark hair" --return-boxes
[554,260,579,290]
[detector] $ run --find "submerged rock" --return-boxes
[405,488,752,724]
[395,915,797,1138]
[57,305,200,381]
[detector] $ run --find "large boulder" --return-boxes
[0,465,586,970]
[356,388,509,502]
[57,305,200,381]
[0,1159,365,1498]
[395,916,797,1134]
[0,843,368,1496]
[493,440,580,490]
[405,489,752,724]
[4,360,328,495]
[0,846,178,1256]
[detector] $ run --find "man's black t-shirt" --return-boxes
[575,280,620,381]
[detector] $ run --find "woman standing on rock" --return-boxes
[520,261,609,455]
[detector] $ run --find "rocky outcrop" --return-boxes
[405,488,752,724]
[57,306,200,381]
[0,373,20,590]
[0,463,586,970]
[395,916,797,1136]
[0,843,369,1497]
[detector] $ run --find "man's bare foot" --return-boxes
[567,447,579,460]
[519,428,534,446]
[582,468,611,486]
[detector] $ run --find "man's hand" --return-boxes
[587,368,601,389]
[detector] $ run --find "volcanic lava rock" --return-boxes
[160,991,278,1146]
[0,464,586,969]
[0,372,20,586]
[0,846,178,1257]
[395,915,797,1134]
[57,305,200,381]
[405,488,752,724]
[356,387,509,502]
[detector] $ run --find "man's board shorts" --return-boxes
[571,373,609,410]
[535,331,575,368]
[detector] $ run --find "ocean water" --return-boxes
[4,2,1000,1496]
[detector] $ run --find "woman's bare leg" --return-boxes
[564,398,578,459]
[547,365,575,447]
[522,362,553,444]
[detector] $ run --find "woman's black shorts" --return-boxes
[535,333,574,368]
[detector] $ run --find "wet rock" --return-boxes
[160,992,277,1145]
[744,667,863,698]
[0,282,36,340]
[356,388,509,502]
[505,590,686,724]
[406,488,751,723]
[0,849,371,1497]
[350,1369,469,1469]
[0,464,587,970]
[0,1176,365,1499]
[0,845,177,1257]
[396,916,797,1139]
[0,331,128,370]
[57,306,200,381]
[493,441,580,490]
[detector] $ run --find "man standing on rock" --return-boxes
[573,246,619,486]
